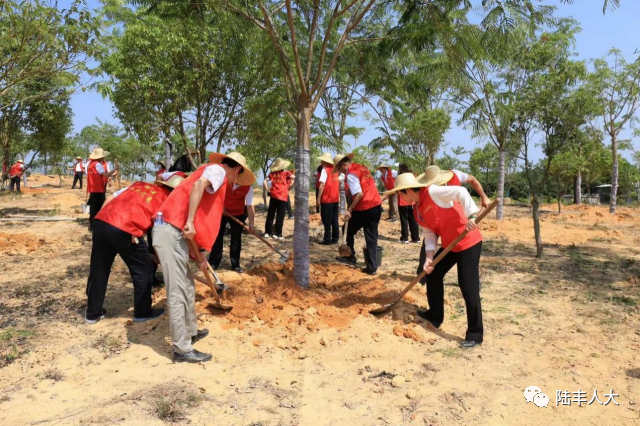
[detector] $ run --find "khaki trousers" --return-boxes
[152,223,197,354]
[388,193,398,219]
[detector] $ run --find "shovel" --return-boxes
[369,199,499,315]
[338,219,352,257]
[188,239,232,311]
[151,253,215,290]
[81,191,90,214]
[224,212,289,264]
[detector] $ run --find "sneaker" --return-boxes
[411,240,421,244]
[263,233,271,239]
[399,239,409,244]
[461,340,482,349]
[361,267,377,276]
[191,328,209,344]
[232,266,245,274]
[133,308,165,323]
[173,349,212,363]
[318,240,332,245]
[85,308,107,324]
[274,235,285,241]
[335,256,356,266]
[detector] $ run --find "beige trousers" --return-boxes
[388,193,398,219]
[152,223,197,354]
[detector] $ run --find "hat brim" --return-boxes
[383,182,427,197]
[376,165,392,170]
[417,170,454,186]
[317,155,334,164]
[270,160,291,173]
[208,153,256,186]
[332,153,354,173]
[89,150,110,160]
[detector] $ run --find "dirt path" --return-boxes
[1,175,639,426]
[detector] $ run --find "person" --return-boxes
[86,148,118,231]
[396,163,420,244]
[152,151,253,363]
[71,156,85,189]
[155,161,167,180]
[208,154,257,273]
[286,170,295,219]
[377,164,398,222]
[314,164,323,213]
[334,153,382,275]
[416,166,490,284]
[385,172,484,348]
[85,173,186,325]
[8,159,25,192]
[316,152,340,245]
[264,158,293,240]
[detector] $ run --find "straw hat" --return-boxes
[416,165,454,186]
[157,161,166,169]
[155,171,187,189]
[383,173,427,197]
[208,151,256,186]
[331,153,354,173]
[270,158,291,173]
[375,163,392,171]
[89,148,110,160]
[16,158,24,163]
[75,156,83,160]
[317,152,334,165]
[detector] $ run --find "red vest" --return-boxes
[96,181,170,237]
[87,160,108,193]
[9,163,23,177]
[74,161,85,172]
[447,171,461,186]
[380,169,396,190]
[159,164,227,250]
[413,187,481,252]
[321,165,339,203]
[314,171,321,189]
[348,163,382,211]
[225,183,251,216]
[268,170,291,201]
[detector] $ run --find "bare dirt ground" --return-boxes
[1,174,639,426]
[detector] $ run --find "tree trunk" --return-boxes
[610,132,618,214]
[532,198,543,258]
[164,138,173,170]
[574,170,581,205]
[496,146,506,220]
[293,100,312,289]
[44,152,48,175]
[557,193,562,213]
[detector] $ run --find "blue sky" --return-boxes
[70,0,640,162]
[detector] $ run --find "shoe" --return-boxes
[287,216,294,220]
[411,240,421,244]
[318,241,332,245]
[85,308,107,324]
[274,235,285,241]
[461,340,482,349]
[361,267,377,276]
[263,233,271,239]
[191,329,209,344]
[335,256,356,266]
[399,239,409,244]
[173,349,212,363]
[232,267,244,274]
[133,308,165,323]
[417,309,442,329]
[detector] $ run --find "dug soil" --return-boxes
[1,175,639,426]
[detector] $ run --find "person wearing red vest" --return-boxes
[86,148,118,231]
[208,167,257,273]
[152,151,253,363]
[334,153,383,275]
[377,164,398,222]
[385,172,484,348]
[85,172,186,325]
[264,158,293,240]
[70,156,86,189]
[8,159,25,192]
[314,164,323,213]
[316,152,340,245]
[396,163,420,244]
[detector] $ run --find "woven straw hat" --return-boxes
[317,152,334,165]
[331,153,354,173]
[76,156,83,160]
[89,148,110,160]
[416,165,454,186]
[270,158,291,172]
[208,151,256,186]
[155,171,187,189]
[383,173,428,197]
[16,158,24,163]
[376,163,392,170]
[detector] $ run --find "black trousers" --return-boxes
[399,205,420,242]
[265,197,287,237]
[9,176,20,192]
[85,219,154,320]
[72,172,83,189]
[346,205,382,271]
[88,192,106,231]
[420,242,483,343]
[286,194,293,218]
[209,212,247,269]
[320,202,340,243]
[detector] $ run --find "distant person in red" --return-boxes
[314,164,323,213]
[85,172,186,325]
[153,151,253,363]
[155,161,166,180]
[396,163,420,244]
[8,159,25,192]
[86,148,118,231]
[208,160,257,273]
[264,158,293,241]
[70,156,85,189]
[385,172,484,348]
[334,153,383,275]
[377,164,398,222]
[316,152,340,245]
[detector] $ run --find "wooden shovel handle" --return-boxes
[188,238,222,304]
[223,212,288,259]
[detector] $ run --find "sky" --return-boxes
[69,0,640,164]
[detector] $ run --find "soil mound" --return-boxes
[0,232,47,255]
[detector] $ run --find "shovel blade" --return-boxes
[369,304,393,315]
[205,298,233,311]
[278,250,290,263]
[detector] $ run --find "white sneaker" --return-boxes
[274,235,285,241]
[264,233,271,239]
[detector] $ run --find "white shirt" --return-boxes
[421,185,480,252]
[380,169,398,179]
[346,173,361,196]
[113,186,129,198]
[231,184,254,205]
[160,171,182,181]
[452,170,469,184]
[202,164,226,194]
[95,163,106,175]
[319,168,328,184]
[75,162,83,172]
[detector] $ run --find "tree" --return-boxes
[588,50,640,214]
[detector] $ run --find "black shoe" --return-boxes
[335,256,356,266]
[417,309,442,329]
[461,340,482,349]
[411,240,421,244]
[85,308,107,324]
[232,267,244,274]
[133,308,165,323]
[318,241,332,245]
[173,349,212,363]
[191,329,209,344]
[361,267,377,276]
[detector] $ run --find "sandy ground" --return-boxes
[0,174,639,426]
